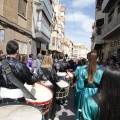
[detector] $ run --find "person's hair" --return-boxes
[37,53,43,59]
[21,54,28,63]
[78,60,82,66]
[59,54,64,59]
[6,40,19,55]
[81,58,87,65]
[0,50,3,55]
[99,66,120,120]
[88,51,98,83]
[29,54,33,58]
[41,55,53,68]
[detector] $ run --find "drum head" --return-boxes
[24,83,53,103]
[40,80,52,86]
[57,72,66,76]
[57,80,69,88]
[0,103,43,120]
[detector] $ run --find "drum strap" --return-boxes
[2,60,37,100]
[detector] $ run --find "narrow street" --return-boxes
[54,87,76,120]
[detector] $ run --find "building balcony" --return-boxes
[96,0,103,9]
[61,38,64,44]
[61,6,66,12]
[96,18,104,27]
[93,31,104,50]
[49,44,56,51]
[102,0,116,13]
[52,30,58,38]
[36,1,52,23]
[61,16,65,23]
[101,13,120,40]
[62,28,65,33]
[35,21,51,44]
[41,0,52,17]
[96,9,104,20]
[58,24,62,28]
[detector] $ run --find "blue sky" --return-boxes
[61,0,95,50]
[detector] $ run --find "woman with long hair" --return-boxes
[40,55,60,120]
[81,66,120,120]
[74,51,103,120]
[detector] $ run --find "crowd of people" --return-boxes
[0,40,120,120]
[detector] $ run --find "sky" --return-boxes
[61,0,95,50]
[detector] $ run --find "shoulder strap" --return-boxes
[2,60,36,100]
[59,61,65,71]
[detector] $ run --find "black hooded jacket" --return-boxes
[0,57,39,89]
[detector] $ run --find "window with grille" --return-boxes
[18,0,27,17]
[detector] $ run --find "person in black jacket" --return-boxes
[39,55,60,120]
[53,54,70,73]
[0,40,39,103]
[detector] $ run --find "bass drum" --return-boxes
[0,103,44,120]
[24,82,53,115]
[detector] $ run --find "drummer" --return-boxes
[53,54,70,80]
[39,55,60,119]
[0,40,39,103]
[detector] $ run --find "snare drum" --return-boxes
[57,72,66,76]
[0,103,44,120]
[56,80,69,99]
[67,70,74,78]
[40,80,53,88]
[66,70,74,84]
[24,83,53,115]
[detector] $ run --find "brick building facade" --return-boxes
[0,0,32,54]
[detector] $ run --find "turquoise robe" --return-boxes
[74,64,103,120]
[81,96,99,120]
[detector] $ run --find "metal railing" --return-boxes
[101,6,120,37]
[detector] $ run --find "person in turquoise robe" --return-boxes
[81,66,120,120]
[81,95,99,120]
[74,51,103,120]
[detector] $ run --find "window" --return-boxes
[18,0,27,17]
[15,40,27,54]
[52,37,55,46]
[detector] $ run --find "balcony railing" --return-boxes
[101,7,120,38]
[36,21,51,38]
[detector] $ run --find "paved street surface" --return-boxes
[54,88,76,120]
